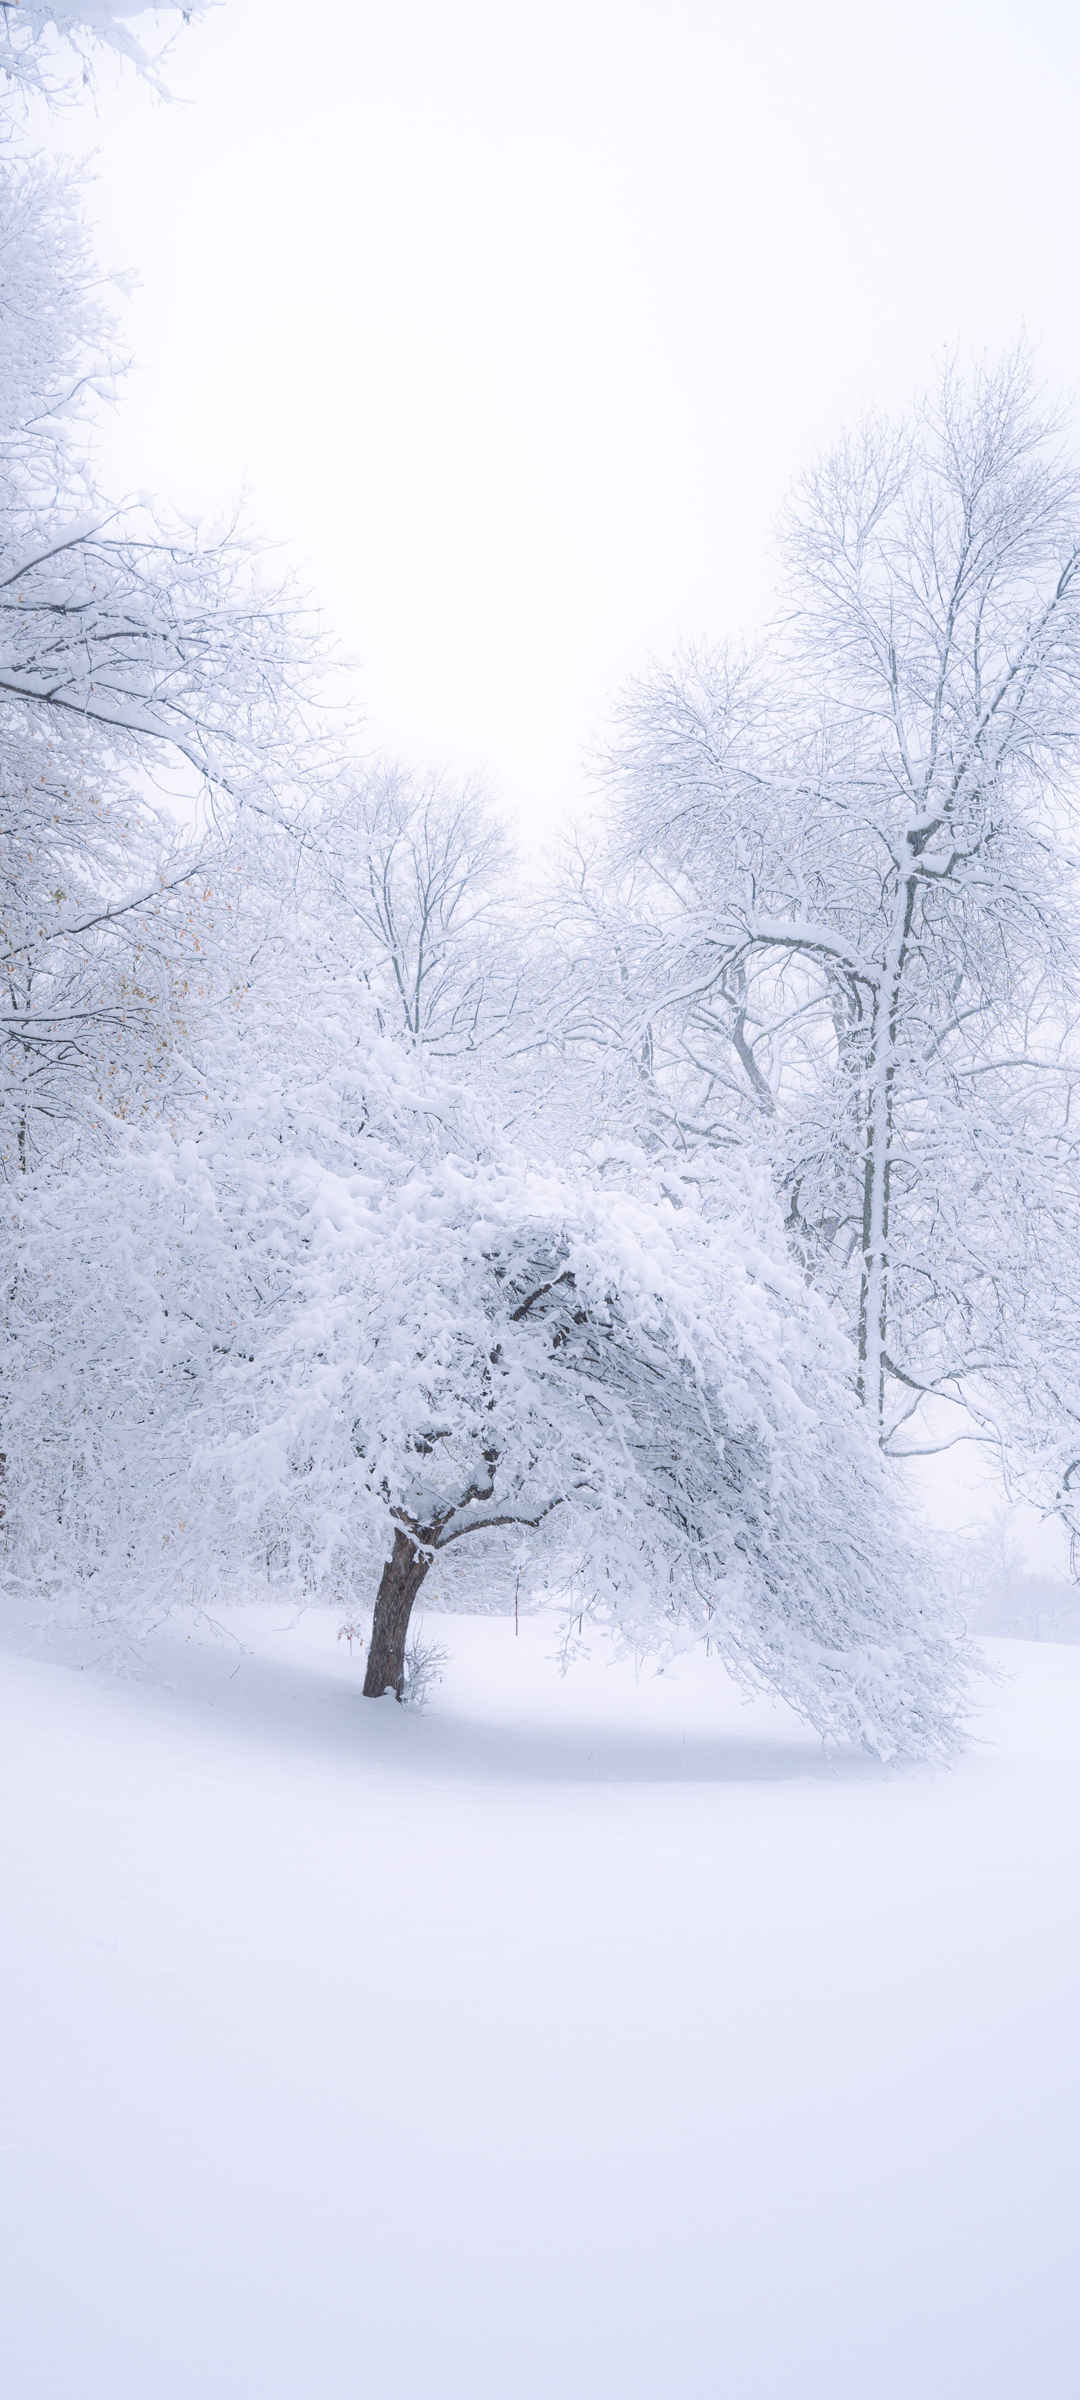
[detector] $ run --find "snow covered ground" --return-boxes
[2,1605,1078,2399]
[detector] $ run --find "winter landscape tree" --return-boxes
[0,0,206,100]
[584,360,1080,1529]
[0,52,322,1166]
[300,764,520,1058]
[1,1039,966,1755]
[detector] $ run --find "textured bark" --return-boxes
[362,1529,431,1699]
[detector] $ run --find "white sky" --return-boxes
[71,0,1080,837]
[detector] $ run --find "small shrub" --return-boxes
[402,1633,448,1709]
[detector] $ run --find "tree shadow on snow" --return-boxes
[134,1628,885,1788]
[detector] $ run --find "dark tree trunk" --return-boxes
[362,1529,431,1699]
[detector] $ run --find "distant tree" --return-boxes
[591,359,1080,1507]
[303,765,520,1059]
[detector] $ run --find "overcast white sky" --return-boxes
[71,0,1080,837]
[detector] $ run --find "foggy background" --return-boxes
[64,0,1080,835]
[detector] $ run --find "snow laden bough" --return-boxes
[310,1156,966,1760]
[0,1063,968,1762]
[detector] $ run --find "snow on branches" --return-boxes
[1,1043,968,1759]
[584,358,1080,1513]
[0,1,208,103]
[0,92,329,1168]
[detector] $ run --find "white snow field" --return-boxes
[2,1609,1079,2400]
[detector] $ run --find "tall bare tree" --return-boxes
[586,359,1080,1502]
[0,37,323,1167]
[303,765,520,1059]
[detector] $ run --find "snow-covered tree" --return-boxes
[0,41,324,1166]
[0,0,207,101]
[590,359,1080,1504]
[1,1036,968,1759]
[301,764,520,1059]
